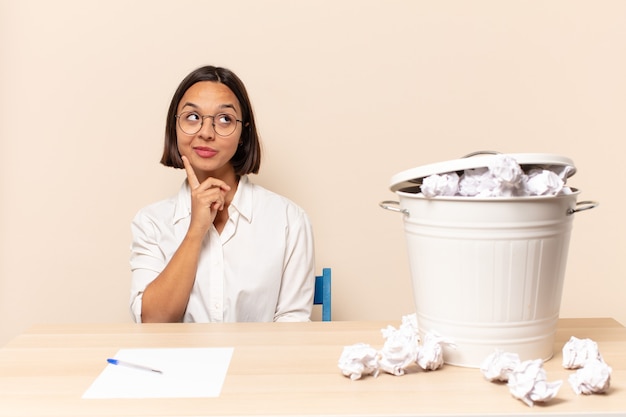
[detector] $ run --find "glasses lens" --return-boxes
[213,113,238,136]
[178,112,201,135]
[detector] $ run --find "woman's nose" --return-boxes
[197,117,216,139]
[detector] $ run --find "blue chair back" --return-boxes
[314,268,332,321]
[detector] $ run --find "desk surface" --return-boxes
[0,318,624,417]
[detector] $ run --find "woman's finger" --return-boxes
[181,155,200,189]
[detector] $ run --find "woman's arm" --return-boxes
[139,228,205,322]
[137,156,231,323]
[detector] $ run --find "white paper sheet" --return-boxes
[82,347,234,399]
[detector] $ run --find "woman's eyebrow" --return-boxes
[218,103,238,113]
[179,102,238,113]
[180,102,200,110]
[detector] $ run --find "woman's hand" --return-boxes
[182,155,231,235]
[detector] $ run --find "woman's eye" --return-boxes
[185,112,201,122]
[217,114,235,125]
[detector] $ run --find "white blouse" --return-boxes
[129,176,315,323]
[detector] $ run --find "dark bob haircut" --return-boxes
[160,66,261,175]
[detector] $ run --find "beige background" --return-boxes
[1,0,624,345]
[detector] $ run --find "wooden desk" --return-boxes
[0,318,624,416]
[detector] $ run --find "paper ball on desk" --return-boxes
[338,343,380,381]
[416,332,454,371]
[480,350,521,382]
[378,323,419,376]
[562,336,602,369]
[569,357,612,395]
[507,359,562,407]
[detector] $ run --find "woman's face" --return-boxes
[176,81,243,182]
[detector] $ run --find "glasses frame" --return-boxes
[175,111,243,137]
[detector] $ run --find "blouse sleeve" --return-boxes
[128,210,166,323]
[274,206,316,322]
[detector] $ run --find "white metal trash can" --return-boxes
[380,153,597,368]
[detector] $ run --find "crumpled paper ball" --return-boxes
[417,332,455,371]
[525,169,565,196]
[378,315,420,376]
[458,167,499,196]
[421,172,459,197]
[337,343,379,380]
[486,154,526,196]
[569,357,612,395]
[562,336,602,369]
[480,350,521,382]
[507,359,562,407]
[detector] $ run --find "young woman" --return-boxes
[130,66,315,323]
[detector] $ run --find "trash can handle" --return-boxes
[379,200,409,216]
[567,200,599,215]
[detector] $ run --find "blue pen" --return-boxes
[106,358,163,374]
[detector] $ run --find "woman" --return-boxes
[130,66,315,323]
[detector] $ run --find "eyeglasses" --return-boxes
[175,111,243,136]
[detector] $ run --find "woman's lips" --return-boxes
[193,147,218,158]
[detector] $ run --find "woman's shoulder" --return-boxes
[240,179,307,218]
[245,177,306,212]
